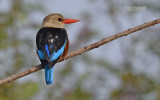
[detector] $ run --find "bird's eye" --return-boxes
[58,18,63,22]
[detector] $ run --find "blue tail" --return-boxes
[45,64,54,85]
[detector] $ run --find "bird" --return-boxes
[36,13,79,85]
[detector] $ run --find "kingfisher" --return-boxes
[36,13,79,85]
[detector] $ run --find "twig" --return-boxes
[0,18,160,85]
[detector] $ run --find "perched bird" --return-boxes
[36,13,79,85]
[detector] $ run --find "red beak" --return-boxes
[62,19,80,24]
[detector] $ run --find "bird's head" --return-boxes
[42,13,80,28]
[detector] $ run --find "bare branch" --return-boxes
[0,18,160,85]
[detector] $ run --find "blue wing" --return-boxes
[37,40,67,61]
[49,40,67,61]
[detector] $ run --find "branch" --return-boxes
[0,18,160,85]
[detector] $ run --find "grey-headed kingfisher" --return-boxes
[36,13,79,85]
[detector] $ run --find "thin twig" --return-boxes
[0,18,160,85]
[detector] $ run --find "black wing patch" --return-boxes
[36,27,67,62]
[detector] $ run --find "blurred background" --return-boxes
[0,0,160,100]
